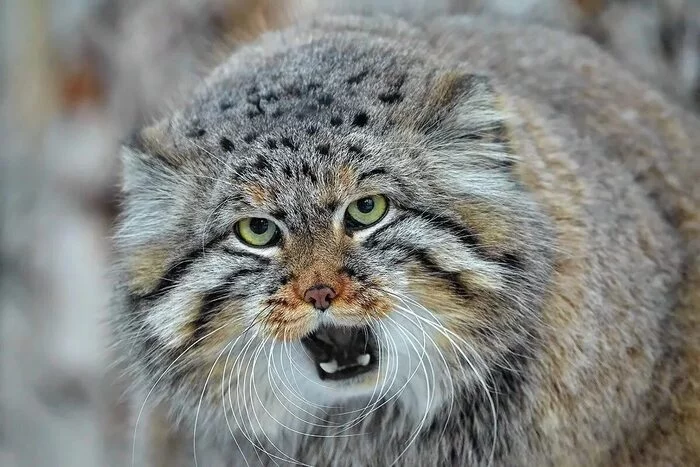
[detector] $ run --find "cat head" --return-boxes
[113,21,553,436]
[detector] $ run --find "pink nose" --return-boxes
[303,285,337,311]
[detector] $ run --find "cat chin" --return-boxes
[177,308,456,447]
[279,308,455,421]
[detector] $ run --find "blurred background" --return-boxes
[0,0,698,465]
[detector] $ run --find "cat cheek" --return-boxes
[330,294,394,323]
[263,311,316,341]
[261,287,314,341]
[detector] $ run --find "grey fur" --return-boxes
[111,15,699,466]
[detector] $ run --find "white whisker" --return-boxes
[131,322,232,467]
[386,288,499,467]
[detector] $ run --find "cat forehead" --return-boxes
[166,40,436,207]
[176,38,433,144]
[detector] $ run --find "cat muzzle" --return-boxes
[301,324,377,381]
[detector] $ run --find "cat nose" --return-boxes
[303,285,337,311]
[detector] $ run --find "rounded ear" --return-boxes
[416,72,505,138]
[118,122,190,248]
[412,71,516,170]
[120,122,184,194]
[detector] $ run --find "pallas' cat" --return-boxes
[112,15,700,466]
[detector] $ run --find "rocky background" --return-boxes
[1,1,698,466]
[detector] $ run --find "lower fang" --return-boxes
[357,354,371,366]
[319,360,338,374]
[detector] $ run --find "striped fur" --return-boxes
[111,15,699,466]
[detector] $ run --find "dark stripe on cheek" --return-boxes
[139,254,199,301]
[364,215,408,248]
[409,249,474,301]
[498,252,524,271]
[134,237,266,302]
[136,233,230,301]
[407,209,488,258]
[193,284,235,341]
[191,268,264,341]
[338,265,370,282]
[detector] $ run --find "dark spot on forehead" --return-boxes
[220,137,235,152]
[243,132,257,144]
[347,70,369,85]
[378,91,403,104]
[387,73,407,89]
[317,94,334,106]
[309,171,318,183]
[219,100,233,111]
[499,252,524,271]
[187,128,206,138]
[352,112,368,127]
[267,138,278,149]
[286,83,302,97]
[261,91,279,102]
[306,126,317,135]
[281,136,297,151]
[339,265,370,282]
[254,155,272,171]
[348,144,363,154]
[316,144,330,156]
[295,103,318,121]
[302,161,316,182]
[330,116,343,127]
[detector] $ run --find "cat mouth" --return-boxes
[301,324,378,381]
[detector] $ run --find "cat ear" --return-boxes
[413,72,515,169]
[118,123,190,248]
[120,122,184,194]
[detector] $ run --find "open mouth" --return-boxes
[301,324,378,381]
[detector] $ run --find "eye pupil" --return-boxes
[344,194,388,231]
[249,218,269,234]
[357,197,375,213]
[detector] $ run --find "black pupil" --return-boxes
[357,197,375,214]
[250,218,269,235]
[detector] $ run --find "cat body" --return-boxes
[112,15,700,466]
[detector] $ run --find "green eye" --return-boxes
[235,217,280,247]
[345,195,388,230]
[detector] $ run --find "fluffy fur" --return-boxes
[112,15,700,466]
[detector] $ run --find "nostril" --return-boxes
[304,284,336,311]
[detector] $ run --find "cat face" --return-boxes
[113,32,553,437]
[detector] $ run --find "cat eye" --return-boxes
[345,194,388,230]
[235,217,280,247]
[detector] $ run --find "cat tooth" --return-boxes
[357,354,371,366]
[319,360,338,374]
